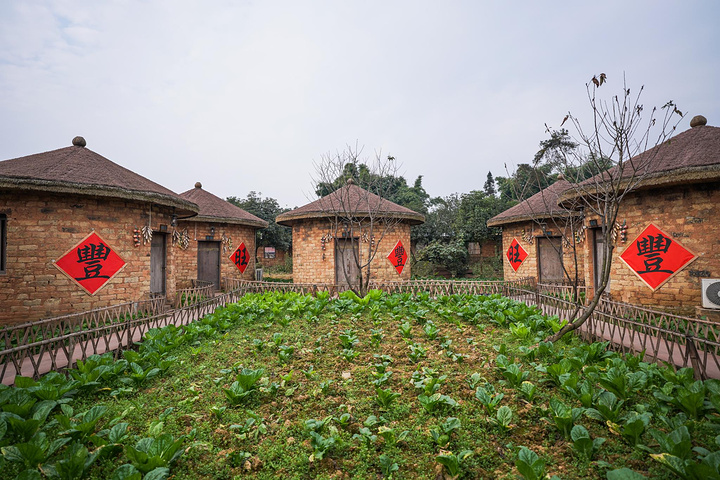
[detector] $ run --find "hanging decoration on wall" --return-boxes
[172,228,190,250]
[361,233,376,248]
[521,228,534,245]
[54,231,127,295]
[387,240,407,275]
[506,238,528,272]
[619,223,697,291]
[574,225,587,245]
[133,228,141,247]
[142,205,153,245]
[612,220,628,244]
[230,242,250,274]
[141,225,152,245]
[221,234,232,254]
[320,233,334,260]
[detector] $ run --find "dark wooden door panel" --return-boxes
[198,241,221,289]
[150,233,166,295]
[335,238,359,287]
[538,237,564,282]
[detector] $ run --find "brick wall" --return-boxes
[584,182,720,314]
[0,191,179,326]
[468,240,500,262]
[291,219,412,284]
[175,221,258,285]
[255,246,289,268]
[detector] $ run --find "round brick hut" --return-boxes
[177,183,268,289]
[561,115,720,316]
[276,180,425,286]
[0,137,198,325]
[489,116,720,317]
[487,178,585,284]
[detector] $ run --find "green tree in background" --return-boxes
[496,129,611,202]
[411,194,461,246]
[454,191,512,246]
[496,163,556,202]
[483,171,496,196]
[227,192,292,251]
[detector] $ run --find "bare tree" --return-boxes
[311,144,415,297]
[512,74,684,341]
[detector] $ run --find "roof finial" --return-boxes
[194,182,202,189]
[690,115,707,128]
[346,178,355,185]
[72,136,86,147]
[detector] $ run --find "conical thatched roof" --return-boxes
[559,119,720,203]
[179,183,268,228]
[276,182,425,226]
[487,179,574,227]
[0,138,197,215]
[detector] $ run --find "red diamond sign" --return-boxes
[506,238,528,272]
[387,240,407,275]
[230,242,250,274]
[620,223,696,291]
[54,231,126,295]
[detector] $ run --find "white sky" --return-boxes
[1,1,718,208]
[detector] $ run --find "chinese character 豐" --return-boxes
[393,245,405,267]
[75,242,111,280]
[636,234,674,274]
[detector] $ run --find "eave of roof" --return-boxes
[179,185,268,228]
[0,177,198,215]
[487,179,576,227]
[0,142,198,215]
[558,122,720,204]
[276,210,426,226]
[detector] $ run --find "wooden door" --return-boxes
[198,241,221,289]
[150,233,166,295]
[593,228,610,290]
[335,238,360,287]
[538,237,564,282]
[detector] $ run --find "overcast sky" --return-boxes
[1,1,718,209]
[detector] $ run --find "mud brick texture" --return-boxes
[290,219,412,285]
[0,191,181,326]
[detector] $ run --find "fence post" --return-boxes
[685,334,707,381]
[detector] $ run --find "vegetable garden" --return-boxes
[2,290,720,479]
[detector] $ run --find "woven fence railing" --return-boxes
[4,277,718,382]
[535,281,588,305]
[173,282,216,309]
[0,282,243,384]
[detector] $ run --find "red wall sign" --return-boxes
[54,231,126,295]
[230,242,250,274]
[387,240,407,275]
[506,238,528,272]
[620,223,696,291]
